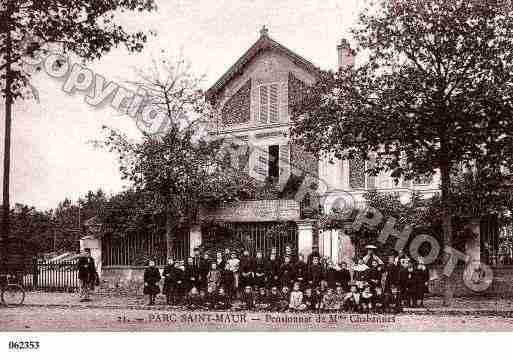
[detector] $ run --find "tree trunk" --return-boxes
[2,16,13,274]
[440,161,454,306]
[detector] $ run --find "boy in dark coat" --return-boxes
[240,285,255,311]
[269,253,281,289]
[143,260,161,305]
[415,260,429,307]
[294,254,308,289]
[373,286,385,313]
[279,255,295,288]
[184,257,199,292]
[307,256,323,289]
[384,285,403,314]
[239,249,255,289]
[199,252,211,289]
[163,258,183,305]
[325,260,338,289]
[383,256,400,293]
[254,251,268,289]
[403,264,417,307]
[367,260,383,291]
[336,262,351,292]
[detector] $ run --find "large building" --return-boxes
[201,27,440,263]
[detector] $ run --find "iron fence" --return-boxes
[22,258,79,292]
[102,228,190,267]
[202,221,298,256]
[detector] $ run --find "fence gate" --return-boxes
[203,222,298,256]
[23,258,80,292]
[102,228,190,267]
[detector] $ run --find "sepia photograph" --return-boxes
[1,0,513,349]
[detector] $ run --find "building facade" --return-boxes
[202,27,440,263]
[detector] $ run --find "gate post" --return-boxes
[190,224,202,256]
[297,220,315,257]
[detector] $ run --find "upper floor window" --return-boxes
[258,83,280,124]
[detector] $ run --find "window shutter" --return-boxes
[254,148,268,181]
[269,84,279,123]
[259,86,268,124]
[367,158,376,189]
[237,144,250,173]
[279,143,290,187]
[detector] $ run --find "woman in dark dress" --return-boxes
[143,260,161,305]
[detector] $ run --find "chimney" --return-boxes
[337,38,354,70]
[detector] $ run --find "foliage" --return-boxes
[290,1,513,277]
[198,221,246,257]
[102,56,255,253]
[1,0,157,269]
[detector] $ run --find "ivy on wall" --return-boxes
[221,80,251,125]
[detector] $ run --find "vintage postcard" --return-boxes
[1,0,513,343]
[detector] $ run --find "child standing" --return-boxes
[415,259,429,307]
[227,252,240,295]
[162,258,183,305]
[254,251,268,289]
[207,262,222,293]
[240,285,255,311]
[143,260,161,306]
[308,256,323,289]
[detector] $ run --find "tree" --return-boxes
[0,0,157,272]
[291,0,513,305]
[103,56,254,257]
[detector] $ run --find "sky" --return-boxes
[0,0,363,210]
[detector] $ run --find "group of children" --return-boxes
[143,245,430,313]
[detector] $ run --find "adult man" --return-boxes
[77,248,97,302]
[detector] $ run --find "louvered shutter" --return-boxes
[259,86,268,124]
[279,143,290,187]
[269,84,279,123]
[254,148,268,181]
[367,158,376,189]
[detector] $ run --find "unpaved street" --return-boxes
[1,306,513,331]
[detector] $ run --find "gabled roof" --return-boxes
[206,27,321,104]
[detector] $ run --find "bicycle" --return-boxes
[0,274,26,306]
